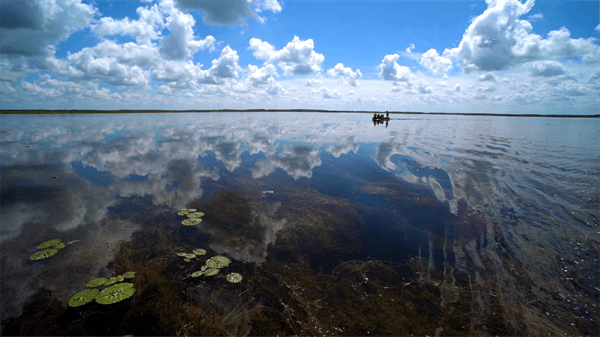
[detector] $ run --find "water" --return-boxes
[1,112,598,335]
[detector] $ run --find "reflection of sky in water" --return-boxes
[1,113,599,326]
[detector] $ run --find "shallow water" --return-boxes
[1,112,598,335]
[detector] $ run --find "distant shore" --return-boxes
[1,109,598,118]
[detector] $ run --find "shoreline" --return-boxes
[0,109,598,118]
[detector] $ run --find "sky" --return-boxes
[0,0,599,114]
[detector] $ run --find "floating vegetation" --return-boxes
[96,283,135,305]
[105,275,125,286]
[177,253,187,257]
[123,271,135,278]
[86,278,109,288]
[226,273,243,283]
[191,270,204,277]
[203,268,220,276]
[184,258,191,262]
[178,208,204,226]
[37,239,61,249]
[31,239,77,260]
[193,248,206,256]
[206,256,230,269]
[68,288,100,307]
[67,240,79,245]
[30,248,59,260]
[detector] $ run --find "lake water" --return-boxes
[1,112,598,335]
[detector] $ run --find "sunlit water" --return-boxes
[1,112,598,335]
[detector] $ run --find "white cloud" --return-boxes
[267,83,285,95]
[159,5,216,60]
[527,13,543,21]
[91,4,164,45]
[379,54,412,81]
[249,36,325,75]
[530,61,565,77]
[174,0,282,25]
[478,73,496,81]
[0,0,96,56]
[327,63,362,86]
[245,63,278,86]
[406,43,415,53]
[208,46,241,80]
[443,0,600,72]
[596,24,600,32]
[305,78,322,87]
[419,49,453,75]
[320,86,340,99]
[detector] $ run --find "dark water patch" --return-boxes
[123,173,147,182]
[71,161,114,186]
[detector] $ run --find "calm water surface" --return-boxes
[1,112,598,335]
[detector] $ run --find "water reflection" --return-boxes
[0,113,598,335]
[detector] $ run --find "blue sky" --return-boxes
[0,0,599,114]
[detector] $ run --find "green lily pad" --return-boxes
[68,288,99,307]
[192,249,206,256]
[188,208,197,212]
[192,212,205,217]
[104,275,124,286]
[190,218,202,225]
[96,283,135,305]
[226,273,243,283]
[37,239,61,249]
[30,248,59,260]
[206,256,231,269]
[86,278,109,288]
[182,219,191,226]
[184,258,191,262]
[185,253,196,259]
[177,252,187,257]
[203,268,220,276]
[67,240,79,245]
[177,210,189,216]
[55,242,66,249]
[191,270,204,277]
[123,271,135,279]
[200,265,208,271]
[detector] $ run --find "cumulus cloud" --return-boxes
[527,13,543,21]
[406,43,415,53]
[530,61,565,77]
[249,36,325,75]
[91,4,164,45]
[159,6,216,60]
[245,64,278,86]
[327,63,362,86]
[0,0,96,56]
[419,49,453,75]
[320,86,341,99]
[208,46,241,80]
[478,73,496,81]
[174,0,281,25]
[443,0,600,72]
[379,54,412,81]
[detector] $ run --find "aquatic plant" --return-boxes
[36,239,61,249]
[30,248,59,260]
[67,240,79,244]
[182,219,191,226]
[96,283,135,305]
[193,249,206,256]
[86,278,109,288]
[185,253,196,259]
[178,209,190,216]
[123,271,135,278]
[178,208,204,226]
[205,256,230,269]
[226,273,243,283]
[68,288,99,307]
[104,275,125,286]
[55,242,66,249]
[188,208,197,212]
[177,253,187,257]
[184,258,191,262]
[203,268,220,276]
[191,270,204,277]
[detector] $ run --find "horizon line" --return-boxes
[1,109,598,118]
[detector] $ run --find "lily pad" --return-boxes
[203,268,220,276]
[188,208,197,212]
[55,242,66,249]
[96,283,135,305]
[191,270,204,277]
[68,288,99,307]
[177,252,187,257]
[193,249,206,256]
[185,253,196,259]
[190,218,202,225]
[184,258,191,262]
[192,212,205,217]
[123,271,135,279]
[181,219,191,226]
[104,275,124,286]
[67,240,79,245]
[30,248,59,260]
[86,278,109,288]
[37,239,61,249]
[177,210,189,216]
[206,256,231,269]
[226,273,243,283]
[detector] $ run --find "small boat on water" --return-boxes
[372,112,390,121]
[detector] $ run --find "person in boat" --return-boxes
[386,111,389,118]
